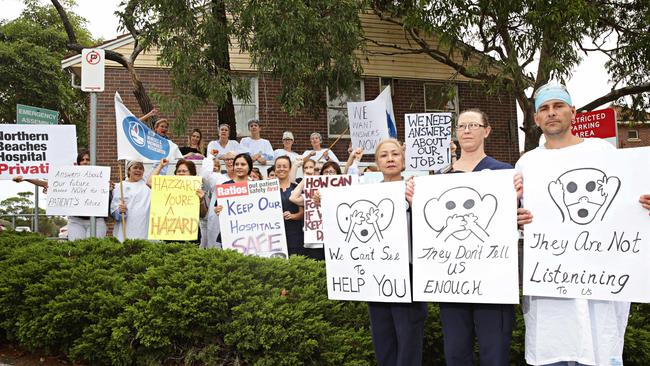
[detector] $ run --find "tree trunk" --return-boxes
[212,0,237,139]
[521,98,542,152]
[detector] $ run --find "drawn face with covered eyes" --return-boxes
[337,199,394,243]
[424,187,497,241]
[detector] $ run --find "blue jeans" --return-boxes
[541,362,590,366]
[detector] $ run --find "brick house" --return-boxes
[615,105,650,149]
[62,12,519,180]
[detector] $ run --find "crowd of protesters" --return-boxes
[11,83,650,366]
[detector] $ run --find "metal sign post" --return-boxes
[81,48,105,237]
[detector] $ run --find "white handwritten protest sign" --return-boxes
[348,87,395,154]
[522,147,650,302]
[45,165,110,217]
[405,113,452,171]
[304,175,357,247]
[321,181,411,302]
[0,124,77,180]
[217,179,288,258]
[412,170,519,303]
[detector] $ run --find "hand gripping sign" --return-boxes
[321,181,411,302]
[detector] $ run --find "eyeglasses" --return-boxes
[456,122,486,130]
[176,169,190,173]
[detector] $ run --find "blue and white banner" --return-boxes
[348,86,397,155]
[114,92,183,162]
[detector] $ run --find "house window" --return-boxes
[424,83,458,115]
[424,83,459,138]
[380,77,394,95]
[233,77,258,137]
[327,80,364,137]
[627,129,639,140]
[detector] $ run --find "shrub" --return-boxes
[0,232,648,365]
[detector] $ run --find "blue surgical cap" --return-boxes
[534,83,573,111]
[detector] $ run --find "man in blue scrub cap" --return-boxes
[514,82,650,366]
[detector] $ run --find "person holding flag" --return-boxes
[113,92,184,241]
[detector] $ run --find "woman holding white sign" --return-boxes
[408,109,515,366]
[369,138,428,366]
[67,150,110,240]
[110,160,150,242]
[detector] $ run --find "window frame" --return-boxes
[627,129,639,141]
[326,80,365,138]
[423,82,459,138]
[233,77,259,137]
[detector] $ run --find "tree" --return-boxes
[0,191,66,237]
[368,0,650,151]
[0,2,93,146]
[117,0,365,136]
[50,0,158,126]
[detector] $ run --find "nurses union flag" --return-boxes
[114,92,183,162]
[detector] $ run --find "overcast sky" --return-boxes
[1,0,614,207]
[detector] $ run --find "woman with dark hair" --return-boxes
[250,167,263,181]
[214,153,253,217]
[274,156,304,256]
[180,128,205,159]
[207,123,241,159]
[320,161,342,175]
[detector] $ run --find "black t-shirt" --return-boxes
[180,146,204,156]
[280,182,304,250]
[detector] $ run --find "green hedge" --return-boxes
[0,233,648,365]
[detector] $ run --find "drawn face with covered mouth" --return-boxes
[549,168,620,225]
[424,187,497,242]
[337,199,394,243]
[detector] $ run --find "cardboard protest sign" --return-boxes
[0,124,77,180]
[148,175,202,240]
[217,179,288,258]
[321,181,411,302]
[348,86,396,154]
[115,92,183,163]
[405,112,452,171]
[303,175,357,247]
[45,166,110,217]
[412,170,519,303]
[522,147,650,302]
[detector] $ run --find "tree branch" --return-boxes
[578,82,650,111]
[50,0,77,44]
